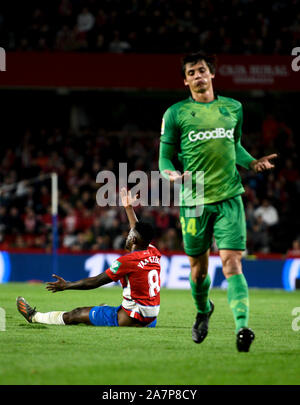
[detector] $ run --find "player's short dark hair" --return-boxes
[181,51,217,77]
[134,221,154,246]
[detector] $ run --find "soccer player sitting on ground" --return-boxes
[16,188,160,328]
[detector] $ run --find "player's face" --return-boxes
[184,60,215,94]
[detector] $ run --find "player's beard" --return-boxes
[194,80,210,94]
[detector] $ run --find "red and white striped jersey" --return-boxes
[105,244,161,323]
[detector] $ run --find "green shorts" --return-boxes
[179,195,246,256]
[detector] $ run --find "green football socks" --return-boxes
[227,273,249,333]
[189,273,211,314]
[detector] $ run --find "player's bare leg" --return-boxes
[220,249,243,278]
[17,297,148,327]
[188,250,214,344]
[63,307,93,325]
[189,250,209,283]
[219,249,255,352]
[117,307,145,327]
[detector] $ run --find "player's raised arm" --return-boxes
[46,272,112,293]
[120,187,138,229]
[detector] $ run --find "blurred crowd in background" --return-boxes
[1,0,299,54]
[0,111,299,256]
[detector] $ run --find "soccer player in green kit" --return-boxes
[159,52,277,352]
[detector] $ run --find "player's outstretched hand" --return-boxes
[120,187,138,208]
[46,274,67,293]
[250,154,278,173]
[164,170,191,183]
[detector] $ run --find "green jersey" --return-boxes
[159,95,255,205]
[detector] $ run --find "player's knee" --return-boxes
[191,260,208,282]
[64,307,82,324]
[221,252,242,278]
[190,264,208,284]
[62,311,72,324]
[191,272,207,284]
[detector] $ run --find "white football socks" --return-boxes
[32,311,66,325]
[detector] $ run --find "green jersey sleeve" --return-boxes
[234,105,255,169]
[159,142,176,179]
[160,106,179,144]
[159,107,179,179]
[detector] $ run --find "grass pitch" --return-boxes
[0,282,300,385]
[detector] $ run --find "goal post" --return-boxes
[0,172,59,275]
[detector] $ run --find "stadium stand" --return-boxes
[0,0,299,54]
